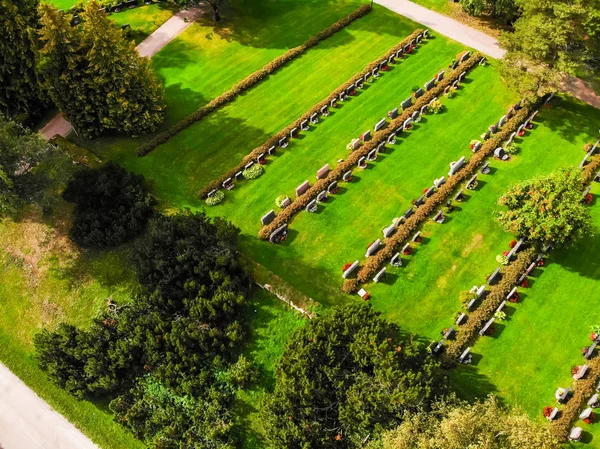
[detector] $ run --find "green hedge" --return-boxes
[198,27,426,198]
[136,3,373,157]
[49,135,103,168]
[341,103,532,293]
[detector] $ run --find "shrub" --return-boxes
[243,164,264,180]
[429,99,444,113]
[496,254,509,265]
[494,310,507,321]
[275,195,287,208]
[459,290,477,305]
[446,87,457,98]
[205,190,225,206]
[411,85,420,92]
[504,142,519,154]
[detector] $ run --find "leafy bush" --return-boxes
[459,290,477,304]
[504,142,519,154]
[494,310,507,321]
[447,87,457,98]
[429,99,444,113]
[243,164,264,180]
[205,190,224,206]
[496,254,509,265]
[63,162,153,248]
[275,195,288,208]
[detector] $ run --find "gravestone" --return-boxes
[482,130,491,141]
[343,170,353,182]
[401,97,413,110]
[420,104,429,115]
[327,181,338,194]
[367,149,377,161]
[450,60,459,70]
[506,132,517,146]
[476,285,486,299]
[279,137,289,148]
[479,318,495,336]
[411,110,420,122]
[448,156,466,176]
[480,161,491,174]
[281,197,291,208]
[374,118,387,132]
[349,138,361,150]
[489,123,499,134]
[425,186,435,197]
[412,231,421,242]
[379,61,387,71]
[388,107,399,119]
[434,176,445,188]
[377,142,386,153]
[517,124,524,135]
[557,387,571,404]
[306,199,318,213]
[404,207,414,219]
[289,127,298,139]
[257,153,266,164]
[296,180,310,197]
[261,210,275,226]
[436,70,445,82]
[310,113,319,124]
[403,118,412,129]
[339,92,347,102]
[466,174,478,189]
[372,67,379,78]
[584,341,598,360]
[498,115,507,127]
[443,326,455,340]
[467,298,477,311]
[506,286,518,301]
[383,224,396,238]
[452,79,459,89]
[330,98,337,109]
[456,313,467,326]
[235,171,244,181]
[458,71,467,82]
[488,267,501,285]
[423,29,429,38]
[390,252,402,267]
[395,49,403,59]
[434,210,444,223]
[403,44,411,53]
[460,50,470,62]
[365,239,382,257]
[207,189,217,198]
[402,243,411,254]
[316,190,327,203]
[496,300,506,314]
[414,88,424,99]
[358,156,367,169]
[360,130,372,141]
[472,141,482,152]
[414,196,424,207]
[454,189,464,201]
[424,78,436,91]
[342,260,359,279]
[396,126,404,135]
[373,267,386,283]
[320,105,329,116]
[388,54,395,64]
[580,154,589,168]
[300,119,309,131]
[222,178,234,190]
[356,77,364,89]
[269,224,288,244]
[316,164,330,179]
[267,145,276,155]
[514,100,523,110]
[494,147,509,160]
[346,84,355,96]
[459,347,472,364]
[244,161,255,170]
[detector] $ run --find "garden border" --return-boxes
[198,27,426,198]
[136,4,373,156]
[258,52,484,241]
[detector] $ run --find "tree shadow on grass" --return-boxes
[449,359,500,403]
[552,230,600,281]
[537,95,600,144]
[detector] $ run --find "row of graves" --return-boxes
[580,138,600,171]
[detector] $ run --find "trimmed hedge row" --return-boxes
[49,135,103,168]
[136,4,373,157]
[444,247,537,361]
[198,27,426,198]
[341,104,532,293]
[258,51,484,241]
[551,350,600,440]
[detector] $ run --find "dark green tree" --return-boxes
[496,168,594,247]
[263,304,445,449]
[0,114,48,217]
[63,162,153,248]
[460,0,519,24]
[0,0,45,119]
[38,0,165,138]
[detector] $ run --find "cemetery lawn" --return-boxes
[109,3,178,45]
[450,181,600,437]
[83,5,429,206]
[208,60,517,310]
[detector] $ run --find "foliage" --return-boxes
[205,189,225,206]
[494,310,507,321]
[0,0,45,119]
[500,0,600,100]
[459,290,477,305]
[459,0,519,23]
[263,303,445,448]
[63,162,153,248]
[0,114,48,217]
[496,168,594,247]
[504,142,519,154]
[35,212,250,447]
[38,1,165,138]
[496,254,509,265]
[138,3,373,157]
[275,194,288,208]
[242,163,264,180]
[429,99,444,114]
[380,395,560,449]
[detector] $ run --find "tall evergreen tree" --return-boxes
[0,0,45,119]
[38,1,165,138]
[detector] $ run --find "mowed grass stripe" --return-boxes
[90,7,427,207]
[366,95,600,340]
[224,62,517,309]
[208,36,464,231]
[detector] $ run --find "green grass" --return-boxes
[450,183,600,445]
[109,3,177,44]
[83,5,430,205]
[234,289,307,449]
[202,60,516,311]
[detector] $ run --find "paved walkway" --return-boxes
[0,363,99,449]
[375,0,600,109]
[40,7,202,140]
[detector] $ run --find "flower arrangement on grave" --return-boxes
[243,164,264,180]
[584,193,593,204]
[446,199,454,213]
[537,258,545,267]
[414,234,422,243]
[590,325,600,341]
[366,241,375,250]
[508,292,519,303]
[429,99,444,114]
[447,87,457,99]
[205,190,225,206]
[441,328,449,336]
[496,254,509,265]
[494,310,507,321]
[346,141,361,151]
[584,143,593,152]
[350,88,357,95]
[381,65,389,72]
[470,139,481,150]
[504,142,519,155]
[521,278,529,288]
[423,187,430,194]
[584,416,593,425]
[343,263,353,272]
[583,346,591,357]
[571,366,580,375]
[362,292,371,301]
[518,128,526,137]
[525,122,534,130]
[459,290,477,305]
[403,246,412,255]
[543,406,554,418]
[509,239,517,248]
[275,195,287,208]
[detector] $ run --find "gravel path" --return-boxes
[0,363,99,449]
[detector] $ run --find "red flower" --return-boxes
[509,239,517,248]
[543,406,554,418]
[423,188,429,193]
[502,250,509,256]
[591,332,598,341]
[259,160,267,165]
[521,279,529,288]
[518,130,525,137]
[537,259,545,267]
[509,293,519,303]
[584,193,593,204]
[584,418,592,425]
[571,366,579,375]
[403,247,412,255]
[343,263,352,272]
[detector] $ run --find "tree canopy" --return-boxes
[496,168,594,247]
[460,0,519,24]
[63,162,153,248]
[0,0,45,119]
[38,0,165,138]
[263,304,445,449]
[379,396,560,449]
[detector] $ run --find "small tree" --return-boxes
[496,168,594,247]
[63,162,153,248]
[380,395,560,449]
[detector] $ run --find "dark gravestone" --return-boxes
[404,207,414,219]
[401,97,413,110]
[414,88,424,99]
[424,78,436,91]
[269,224,288,244]
[488,267,501,285]
[374,118,387,132]
[388,107,399,119]
[261,210,275,226]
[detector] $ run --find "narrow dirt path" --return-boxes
[40,7,202,140]
[0,363,99,449]
[375,0,600,109]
